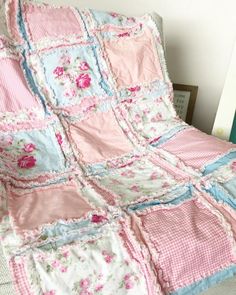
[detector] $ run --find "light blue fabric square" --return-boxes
[90,9,136,27]
[40,44,112,107]
[222,176,236,198]
[0,124,66,177]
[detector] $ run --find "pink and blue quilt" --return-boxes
[1,1,236,294]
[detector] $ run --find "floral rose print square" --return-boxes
[32,44,112,107]
[91,154,186,206]
[0,123,66,178]
[22,226,150,295]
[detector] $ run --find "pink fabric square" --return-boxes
[8,181,92,231]
[137,199,234,291]
[161,129,233,169]
[24,4,83,41]
[203,191,236,238]
[69,110,133,163]
[0,58,40,113]
[104,29,163,88]
[6,0,22,43]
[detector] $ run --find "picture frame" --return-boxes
[173,83,198,124]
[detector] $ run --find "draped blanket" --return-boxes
[1,1,236,295]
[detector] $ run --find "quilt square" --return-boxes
[223,176,236,198]
[69,109,133,164]
[203,181,236,213]
[119,93,183,144]
[91,154,188,206]
[23,3,83,42]
[90,9,138,28]
[15,226,150,295]
[131,197,236,293]
[8,180,92,232]
[200,187,236,239]
[104,28,163,89]
[0,57,41,113]
[0,122,66,178]
[5,0,22,43]
[160,128,234,170]
[30,44,112,107]
[212,160,236,197]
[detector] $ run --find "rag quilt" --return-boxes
[1,1,236,295]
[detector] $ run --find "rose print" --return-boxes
[17,155,36,169]
[151,113,162,122]
[91,214,107,223]
[43,291,56,295]
[62,250,69,258]
[143,108,151,115]
[52,260,60,268]
[95,285,103,292]
[127,17,136,23]
[79,61,90,71]
[118,32,130,37]
[134,114,142,124]
[162,182,169,188]
[105,255,113,263]
[121,170,135,178]
[60,54,71,65]
[53,55,93,100]
[79,290,92,295]
[130,185,140,192]
[53,66,64,77]
[23,143,36,153]
[35,253,46,261]
[64,88,76,98]
[0,135,13,148]
[79,278,90,289]
[150,172,158,180]
[125,281,134,289]
[102,250,114,264]
[55,133,63,145]
[110,12,119,17]
[60,266,68,273]
[124,274,131,281]
[0,137,39,172]
[123,273,136,290]
[231,161,236,172]
[128,86,141,93]
[76,73,91,89]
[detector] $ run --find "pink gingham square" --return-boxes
[134,199,235,292]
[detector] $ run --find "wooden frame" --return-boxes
[173,83,198,124]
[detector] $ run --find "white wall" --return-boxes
[18,0,236,133]
[212,41,236,140]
